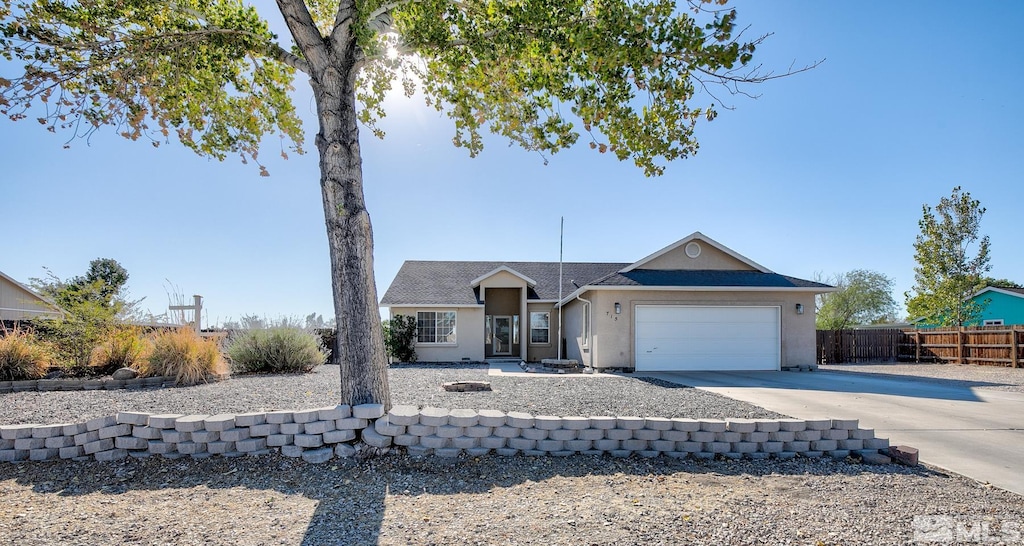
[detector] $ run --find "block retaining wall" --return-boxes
[0,374,230,394]
[0,404,890,464]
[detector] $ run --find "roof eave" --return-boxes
[556,284,837,307]
[0,270,66,318]
[972,286,1024,300]
[469,266,538,288]
[381,303,485,308]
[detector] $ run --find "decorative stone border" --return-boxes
[0,405,893,464]
[0,374,230,394]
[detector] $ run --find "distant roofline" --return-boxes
[973,286,1024,300]
[0,270,65,318]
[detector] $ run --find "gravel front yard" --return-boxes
[0,364,785,426]
[3,452,1024,545]
[4,363,1024,544]
[821,362,1024,392]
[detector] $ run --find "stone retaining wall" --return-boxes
[0,374,230,394]
[0,405,891,464]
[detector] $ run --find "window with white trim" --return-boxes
[983,319,1004,326]
[530,311,550,344]
[417,311,456,343]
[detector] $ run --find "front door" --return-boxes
[493,316,512,355]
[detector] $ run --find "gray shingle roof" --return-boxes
[990,286,1024,296]
[591,270,831,289]
[380,261,628,306]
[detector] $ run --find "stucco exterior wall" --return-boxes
[389,306,485,362]
[526,302,560,362]
[640,243,757,271]
[565,289,817,370]
[562,299,587,366]
[478,270,529,290]
[483,288,520,316]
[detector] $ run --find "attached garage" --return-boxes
[634,305,780,371]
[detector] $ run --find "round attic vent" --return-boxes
[684,242,702,258]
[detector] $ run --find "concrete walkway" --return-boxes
[639,369,1024,496]
[486,360,622,378]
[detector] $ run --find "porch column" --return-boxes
[520,286,528,361]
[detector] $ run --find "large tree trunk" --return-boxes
[274,0,390,408]
[310,34,391,409]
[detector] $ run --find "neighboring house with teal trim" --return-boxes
[911,286,1024,328]
[971,287,1024,326]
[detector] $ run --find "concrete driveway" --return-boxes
[638,369,1024,496]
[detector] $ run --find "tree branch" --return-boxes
[369,0,419,21]
[166,0,311,74]
[329,0,357,52]
[275,0,329,72]
[265,42,310,74]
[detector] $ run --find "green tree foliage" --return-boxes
[983,278,1022,290]
[906,186,992,327]
[82,258,129,303]
[383,315,416,363]
[33,257,130,317]
[815,270,898,330]
[29,258,133,368]
[2,0,810,406]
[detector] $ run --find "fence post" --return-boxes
[169,295,203,332]
[957,326,965,364]
[915,330,921,363]
[1012,328,1020,368]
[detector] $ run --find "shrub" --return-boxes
[383,315,417,363]
[0,328,53,380]
[89,326,153,376]
[226,326,327,374]
[30,313,111,370]
[147,327,226,385]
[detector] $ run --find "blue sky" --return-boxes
[2,1,1022,325]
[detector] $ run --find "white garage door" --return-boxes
[635,305,780,371]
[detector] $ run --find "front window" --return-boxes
[417,311,456,344]
[530,311,550,344]
[983,319,1004,326]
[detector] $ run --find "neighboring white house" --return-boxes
[381,232,835,371]
[0,270,63,321]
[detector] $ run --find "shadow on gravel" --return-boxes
[0,452,945,545]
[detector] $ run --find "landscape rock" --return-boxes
[112,368,139,380]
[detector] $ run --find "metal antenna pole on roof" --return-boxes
[558,216,564,360]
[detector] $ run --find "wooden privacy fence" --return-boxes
[816,326,1024,367]
[816,329,902,364]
